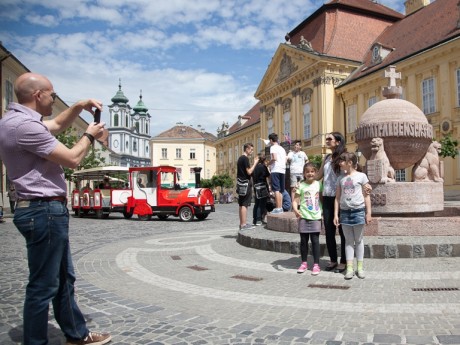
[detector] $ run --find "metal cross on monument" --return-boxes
[384,65,401,87]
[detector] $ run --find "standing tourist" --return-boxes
[292,163,323,275]
[268,133,286,214]
[237,143,258,230]
[252,155,270,226]
[316,132,347,273]
[7,183,17,214]
[334,152,372,279]
[287,140,309,206]
[0,72,111,345]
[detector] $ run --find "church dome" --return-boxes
[111,80,129,104]
[132,91,149,116]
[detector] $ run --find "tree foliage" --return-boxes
[438,134,459,159]
[309,154,323,169]
[56,128,107,181]
[211,173,234,191]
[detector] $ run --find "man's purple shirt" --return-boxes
[0,103,66,199]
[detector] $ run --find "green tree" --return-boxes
[199,178,213,188]
[438,134,459,159]
[211,173,234,195]
[309,154,323,169]
[56,128,107,181]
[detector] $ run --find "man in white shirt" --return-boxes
[287,140,309,205]
[268,133,286,213]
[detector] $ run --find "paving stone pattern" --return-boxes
[0,204,460,344]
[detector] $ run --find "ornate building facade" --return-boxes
[216,0,460,195]
[107,81,152,167]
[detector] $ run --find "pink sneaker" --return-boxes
[297,262,308,274]
[311,264,321,276]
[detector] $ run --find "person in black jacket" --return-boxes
[252,155,270,226]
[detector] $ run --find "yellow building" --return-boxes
[150,123,217,186]
[215,103,262,176]
[217,0,460,196]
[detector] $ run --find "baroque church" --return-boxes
[107,80,152,167]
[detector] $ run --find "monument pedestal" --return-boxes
[371,182,443,214]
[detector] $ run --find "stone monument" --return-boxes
[355,65,444,215]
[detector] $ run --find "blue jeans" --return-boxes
[13,200,88,345]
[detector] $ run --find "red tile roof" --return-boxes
[227,102,261,135]
[154,124,217,141]
[288,0,403,61]
[342,0,460,84]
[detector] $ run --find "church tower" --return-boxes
[107,80,152,167]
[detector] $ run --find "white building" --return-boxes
[107,81,152,167]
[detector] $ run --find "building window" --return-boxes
[161,148,167,159]
[234,146,238,163]
[5,80,13,105]
[176,148,182,159]
[219,151,223,164]
[422,78,436,114]
[368,96,377,107]
[190,148,196,159]
[283,111,291,141]
[135,122,140,132]
[303,103,311,139]
[146,146,149,153]
[267,119,274,136]
[114,114,119,127]
[228,148,232,163]
[133,141,137,152]
[456,69,460,107]
[125,115,129,127]
[145,123,149,134]
[395,169,406,182]
[347,104,357,133]
[206,150,210,161]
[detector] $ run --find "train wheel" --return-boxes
[138,214,152,221]
[179,206,194,222]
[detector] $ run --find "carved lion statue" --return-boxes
[412,141,443,182]
[369,137,395,183]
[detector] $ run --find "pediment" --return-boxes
[255,43,319,98]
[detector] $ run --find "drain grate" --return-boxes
[231,275,263,282]
[187,265,209,271]
[412,287,459,292]
[308,284,350,290]
[171,255,182,260]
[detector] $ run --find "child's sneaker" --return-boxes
[344,269,354,280]
[297,262,308,274]
[356,270,365,279]
[311,264,321,276]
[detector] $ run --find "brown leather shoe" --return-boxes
[334,263,347,273]
[66,331,111,345]
[324,262,337,271]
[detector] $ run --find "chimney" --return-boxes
[405,0,430,16]
[193,167,202,188]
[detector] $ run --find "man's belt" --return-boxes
[16,196,67,208]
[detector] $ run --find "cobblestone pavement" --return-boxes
[1,204,460,345]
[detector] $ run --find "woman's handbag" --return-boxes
[236,178,249,196]
[254,182,269,199]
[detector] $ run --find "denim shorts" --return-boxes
[339,208,365,225]
[270,172,285,192]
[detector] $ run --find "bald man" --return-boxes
[0,73,111,345]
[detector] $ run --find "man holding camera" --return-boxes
[0,72,111,345]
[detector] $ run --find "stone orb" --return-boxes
[355,99,433,170]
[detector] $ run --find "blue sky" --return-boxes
[0,0,405,136]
